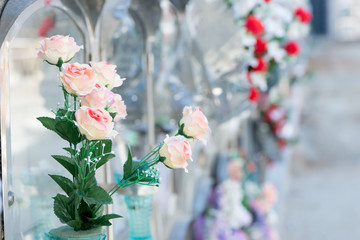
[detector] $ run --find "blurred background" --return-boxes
[0,0,360,240]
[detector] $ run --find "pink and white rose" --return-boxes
[75,106,116,140]
[90,61,124,90]
[179,106,211,144]
[37,35,82,64]
[59,63,97,96]
[159,135,192,172]
[80,84,127,122]
[107,94,127,122]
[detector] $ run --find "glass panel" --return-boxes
[6,6,84,239]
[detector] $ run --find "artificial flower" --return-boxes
[179,106,211,143]
[254,38,267,56]
[59,63,97,96]
[159,135,192,172]
[37,35,82,65]
[245,15,265,36]
[75,106,116,140]
[294,7,312,24]
[284,40,300,56]
[90,61,124,90]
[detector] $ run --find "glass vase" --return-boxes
[44,226,106,240]
[124,195,154,240]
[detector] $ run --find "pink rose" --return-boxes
[80,84,113,108]
[179,106,211,144]
[37,35,82,64]
[107,94,127,122]
[262,183,277,209]
[159,135,192,172]
[80,84,127,122]
[59,63,97,96]
[75,106,117,140]
[90,61,124,90]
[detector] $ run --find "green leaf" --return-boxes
[83,186,112,205]
[66,220,83,230]
[52,155,76,176]
[90,214,122,226]
[109,112,117,120]
[55,118,82,144]
[83,173,97,190]
[63,147,77,156]
[96,153,115,169]
[37,117,56,132]
[49,175,74,196]
[53,194,72,223]
[123,148,133,179]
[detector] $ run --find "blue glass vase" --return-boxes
[44,226,106,240]
[124,195,154,240]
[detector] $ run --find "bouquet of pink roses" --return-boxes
[36,35,210,233]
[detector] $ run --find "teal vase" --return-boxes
[124,195,154,240]
[44,226,106,240]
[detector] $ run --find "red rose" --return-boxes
[254,38,267,56]
[248,86,260,102]
[264,0,271,2]
[251,57,267,72]
[285,41,300,56]
[294,7,313,24]
[245,15,265,36]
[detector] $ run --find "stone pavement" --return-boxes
[280,39,360,240]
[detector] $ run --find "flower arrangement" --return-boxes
[36,35,210,234]
[193,155,279,240]
[224,0,312,102]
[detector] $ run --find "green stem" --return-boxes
[74,96,77,111]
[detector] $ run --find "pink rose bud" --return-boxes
[37,35,82,65]
[59,63,97,96]
[80,84,127,122]
[75,106,117,140]
[179,106,211,144]
[90,61,124,90]
[159,135,192,172]
[107,93,127,122]
[262,183,277,209]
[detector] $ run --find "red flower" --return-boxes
[38,13,55,37]
[294,7,313,24]
[248,86,260,102]
[254,38,267,56]
[245,15,265,36]
[251,57,267,72]
[285,41,300,56]
[264,0,271,2]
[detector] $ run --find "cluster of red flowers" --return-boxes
[244,4,312,103]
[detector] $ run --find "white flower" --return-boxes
[267,41,286,63]
[250,72,267,91]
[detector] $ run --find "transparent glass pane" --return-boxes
[7,6,84,239]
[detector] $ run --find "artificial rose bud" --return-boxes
[75,106,117,140]
[284,41,300,56]
[90,61,124,90]
[245,15,265,36]
[179,106,211,144]
[248,86,259,102]
[159,135,192,172]
[59,63,97,96]
[250,57,267,72]
[254,38,267,56]
[107,94,127,122]
[294,7,312,24]
[37,35,82,65]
